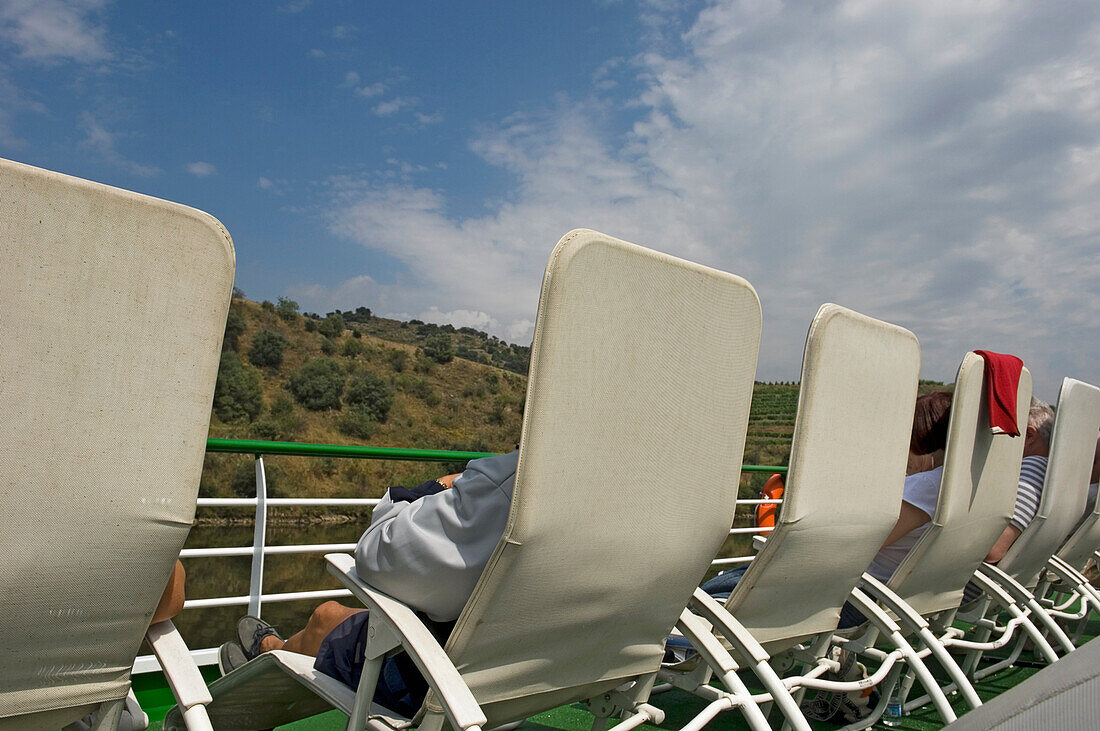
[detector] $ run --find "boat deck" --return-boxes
[133,638,1085,731]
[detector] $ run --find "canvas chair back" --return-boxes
[0,158,234,728]
[434,230,761,727]
[999,378,1100,589]
[887,354,1030,616]
[721,304,920,651]
[1057,505,1100,573]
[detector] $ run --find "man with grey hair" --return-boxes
[984,397,1055,563]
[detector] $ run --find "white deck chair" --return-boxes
[959,378,1100,676]
[171,229,782,731]
[658,304,951,727]
[842,355,1037,717]
[0,158,235,729]
[1047,436,1100,634]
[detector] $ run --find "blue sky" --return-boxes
[1,0,1097,399]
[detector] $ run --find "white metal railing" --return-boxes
[132,455,782,674]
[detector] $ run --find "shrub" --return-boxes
[423,334,454,364]
[289,357,344,410]
[352,329,362,339]
[345,372,394,423]
[320,337,336,355]
[408,377,433,400]
[343,338,367,358]
[338,406,377,440]
[213,352,263,423]
[230,460,284,498]
[275,296,299,322]
[318,313,346,339]
[261,300,275,312]
[304,318,318,333]
[388,349,408,372]
[223,309,245,351]
[249,395,301,440]
[248,329,289,368]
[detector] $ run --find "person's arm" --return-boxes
[880,502,932,549]
[984,526,1022,564]
[151,560,186,624]
[355,452,517,622]
[986,456,1046,563]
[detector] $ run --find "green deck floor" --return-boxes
[134,652,1059,731]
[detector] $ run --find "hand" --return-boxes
[437,473,460,489]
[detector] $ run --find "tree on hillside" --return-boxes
[276,297,299,322]
[223,308,245,351]
[248,329,289,368]
[213,351,263,423]
[289,357,344,410]
[318,312,346,338]
[345,372,394,423]
[423,333,454,363]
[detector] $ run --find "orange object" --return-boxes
[755,473,785,527]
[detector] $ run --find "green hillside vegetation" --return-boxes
[202,296,528,517]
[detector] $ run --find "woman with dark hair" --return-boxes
[863,390,952,584]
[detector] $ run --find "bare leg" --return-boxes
[260,601,366,657]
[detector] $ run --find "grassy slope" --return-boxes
[202,298,528,507]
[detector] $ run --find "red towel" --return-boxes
[974,350,1024,436]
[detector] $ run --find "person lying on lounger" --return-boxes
[217,451,518,716]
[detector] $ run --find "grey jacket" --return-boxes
[355,450,518,621]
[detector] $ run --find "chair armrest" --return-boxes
[325,553,487,731]
[687,588,770,665]
[146,620,213,718]
[751,535,767,551]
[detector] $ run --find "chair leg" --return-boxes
[346,656,384,731]
[847,589,957,725]
[977,563,1075,655]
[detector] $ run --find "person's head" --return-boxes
[1023,397,1055,458]
[911,391,953,455]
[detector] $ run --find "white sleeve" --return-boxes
[900,465,942,519]
[354,451,517,622]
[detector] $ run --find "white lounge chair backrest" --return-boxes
[721,304,919,650]
[435,229,762,726]
[887,354,1030,616]
[0,158,234,729]
[1057,400,1100,570]
[999,378,1100,589]
[1057,506,1100,573]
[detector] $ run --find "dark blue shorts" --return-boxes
[314,609,455,718]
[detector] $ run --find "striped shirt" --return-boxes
[1010,456,1048,532]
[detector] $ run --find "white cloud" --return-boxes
[0,0,111,62]
[372,96,417,116]
[279,0,311,13]
[315,1,1100,396]
[186,161,216,177]
[342,71,360,87]
[415,111,443,124]
[78,111,160,177]
[308,48,325,58]
[356,82,385,98]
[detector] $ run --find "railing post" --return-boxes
[248,454,267,618]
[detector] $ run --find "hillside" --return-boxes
[202,296,529,510]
